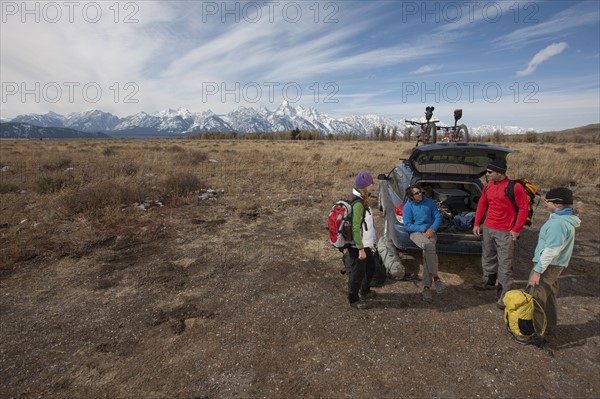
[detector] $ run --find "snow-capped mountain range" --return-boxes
[4,102,534,137]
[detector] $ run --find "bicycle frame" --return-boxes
[405,106,438,146]
[437,109,469,143]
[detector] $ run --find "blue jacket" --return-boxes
[532,208,580,273]
[403,197,442,233]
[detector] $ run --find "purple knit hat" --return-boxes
[354,171,374,189]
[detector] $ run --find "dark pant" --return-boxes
[344,247,375,303]
[530,265,564,337]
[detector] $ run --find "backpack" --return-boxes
[503,289,546,344]
[327,196,364,251]
[483,178,540,227]
[505,178,540,227]
[376,235,405,279]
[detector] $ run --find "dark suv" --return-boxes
[377,142,512,255]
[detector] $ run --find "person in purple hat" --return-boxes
[343,171,377,309]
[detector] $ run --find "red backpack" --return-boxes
[327,196,364,250]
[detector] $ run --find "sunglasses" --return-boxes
[486,170,495,174]
[412,191,423,196]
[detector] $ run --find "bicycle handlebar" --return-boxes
[405,120,439,126]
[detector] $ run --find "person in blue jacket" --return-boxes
[528,187,581,342]
[403,185,445,303]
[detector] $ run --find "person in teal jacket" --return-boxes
[528,187,581,341]
[403,184,444,303]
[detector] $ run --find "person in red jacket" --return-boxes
[472,158,529,309]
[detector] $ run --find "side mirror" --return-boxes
[377,173,388,181]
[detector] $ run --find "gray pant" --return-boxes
[409,232,438,288]
[481,225,515,298]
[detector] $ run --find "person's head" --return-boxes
[544,187,573,211]
[486,158,507,181]
[406,184,424,203]
[354,171,375,197]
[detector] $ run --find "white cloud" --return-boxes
[516,42,568,77]
[411,64,444,75]
[493,2,600,49]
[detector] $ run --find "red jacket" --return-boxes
[474,178,529,233]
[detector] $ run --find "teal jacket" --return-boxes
[532,209,580,273]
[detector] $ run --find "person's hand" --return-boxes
[473,225,480,236]
[510,230,520,241]
[424,228,435,238]
[528,271,541,287]
[358,248,366,260]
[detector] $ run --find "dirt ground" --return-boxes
[1,163,599,398]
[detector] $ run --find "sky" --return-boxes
[1,0,599,131]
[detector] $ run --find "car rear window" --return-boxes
[413,154,492,175]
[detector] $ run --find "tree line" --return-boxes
[188,125,600,143]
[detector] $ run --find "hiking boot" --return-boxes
[434,280,445,293]
[421,288,432,303]
[359,290,377,300]
[511,334,534,345]
[349,300,371,310]
[496,284,503,299]
[473,281,496,291]
[497,298,506,310]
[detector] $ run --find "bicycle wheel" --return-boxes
[455,124,469,142]
[425,122,437,143]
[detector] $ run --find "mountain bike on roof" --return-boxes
[437,109,469,143]
[405,106,438,146]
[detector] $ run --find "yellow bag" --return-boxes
[503,289,546,343]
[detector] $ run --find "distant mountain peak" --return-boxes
[6,101,535,137]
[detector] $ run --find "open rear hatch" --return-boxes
[408,143,512,179]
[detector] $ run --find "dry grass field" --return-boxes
[1,138,599,398]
